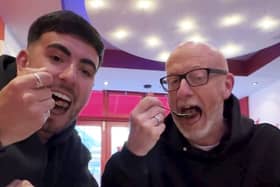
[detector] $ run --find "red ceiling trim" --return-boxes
[0,17,4,40]
[245,42,280,74]
[228,59,248,76]
[228,42,280,76]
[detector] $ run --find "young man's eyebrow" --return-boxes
[47,43,97,71]
[47,43,71,56]
[81,58,97,72]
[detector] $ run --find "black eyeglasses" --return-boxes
[160,68,227,91]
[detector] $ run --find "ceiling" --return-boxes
[85,0,280,60]
[1,0,280,98]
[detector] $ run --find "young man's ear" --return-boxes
[16,50,29,72]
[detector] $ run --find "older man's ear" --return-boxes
[223,72,234,99]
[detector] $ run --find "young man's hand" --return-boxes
[0,68,54,147]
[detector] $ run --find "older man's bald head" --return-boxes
[166,42,229,71]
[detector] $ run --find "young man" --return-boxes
[0,10,104,187]
[102,42,280,187]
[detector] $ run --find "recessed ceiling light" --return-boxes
[135,0,156,11]
[110,27,130,41]
[252,82,258,86]
[104,81,109,86]
[157,51,170,62]
[186,34,208,43]
[220,43,243,57]
[145,35,162,48]
[220,14,245,27]
[255,16,279,31]
[87,0,107,9]
[177,18,197,32]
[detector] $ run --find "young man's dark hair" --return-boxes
[28,10,104,68]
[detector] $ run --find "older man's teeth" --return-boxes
[179,106,202,118]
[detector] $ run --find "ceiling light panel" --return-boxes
[220,43,243,57]
[177,17,197,32]
[145,35,162,48]
[255,16,280,31]
[135,0,156,12]
[87,0,108,9]
[186,34,208,43]
[156,51,170,62]
[110,27,131,41]
[220,14,245,27]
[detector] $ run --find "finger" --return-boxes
[31,97,55,116]
[147,105,165,119]
[31,71,53,89]
[33,87,53,102]
[17,66,48,75]
[22,89,54,107]
[15,71,53,90]
[153,122,166,136]
[136,96,163,113]
[153,113,165,126]
[43,110,51,123]
[33,73,43,88]
[39,97,55,111]
[130,103,165,130]
[138,112,164,130]
[24,96,54,123]
[134,97,165,119]
[136,103,165,123]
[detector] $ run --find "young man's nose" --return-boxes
[58,64,77,84]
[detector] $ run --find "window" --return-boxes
[76,124,102,185]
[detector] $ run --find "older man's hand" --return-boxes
[126,96,166,156]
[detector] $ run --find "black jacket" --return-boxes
[0,55,16,89]
[0,55,98,187]
[102,95,280,187]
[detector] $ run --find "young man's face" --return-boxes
[18,32,99,140]
[166,43,233,145]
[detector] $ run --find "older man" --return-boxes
[102,42,280,187]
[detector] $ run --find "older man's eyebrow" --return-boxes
[81,58,97,72]
[47,43,71,56]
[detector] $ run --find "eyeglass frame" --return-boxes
[159,68,228,92]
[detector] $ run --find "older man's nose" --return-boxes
[176,78,194,96]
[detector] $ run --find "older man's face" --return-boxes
[166,43,233,145]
